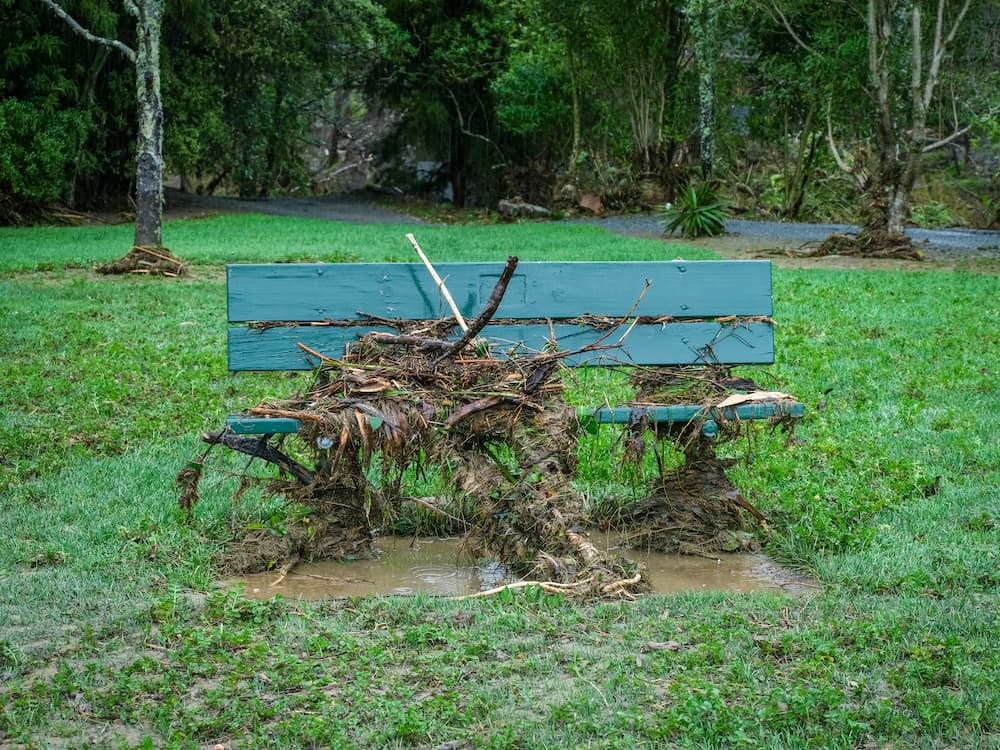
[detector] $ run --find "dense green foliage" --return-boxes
[1,217,998,746]
[164,0,390,197]
[0,0,133,218]
[1,0,998,225]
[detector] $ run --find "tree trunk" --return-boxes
[567,49,582,177]
[450,130,467,208]
[132,0,164,248]
[691,0,719,178]
[860,0,971,241]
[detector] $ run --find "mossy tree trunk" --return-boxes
[37,0,165,249]
[131,0,164,248]
[688,0,720,179]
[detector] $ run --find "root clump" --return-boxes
[97,245,187,276]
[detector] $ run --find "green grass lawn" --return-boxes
[1,215,998,748]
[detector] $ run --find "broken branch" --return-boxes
[437,256,519,363]
[201,431,314,485]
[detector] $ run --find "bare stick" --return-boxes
[436,256,519,363]
[297,342,340,364]
[406,233,469,332]
[366,332,452,351]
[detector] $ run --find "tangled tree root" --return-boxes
[621,456,764,555]
[96,245,187,276]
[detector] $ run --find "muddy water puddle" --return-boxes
[236,536,814,599]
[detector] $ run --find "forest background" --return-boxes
[2,0,999,239]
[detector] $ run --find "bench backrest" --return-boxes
[227,260,776,371]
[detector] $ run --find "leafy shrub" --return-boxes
[0,99,88,220]
[910,201,956,229]
[662,182,728,237]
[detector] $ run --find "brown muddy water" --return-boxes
[235,535,816,599]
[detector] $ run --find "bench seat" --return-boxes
[224,260,802,439]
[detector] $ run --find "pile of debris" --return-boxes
[180,256,784,599]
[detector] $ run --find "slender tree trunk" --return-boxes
[784,101,817,220]
[862,0,971,239]
[450,129,467,208]
[691,0,719,178]
[567,48,582,177]
[37,0,166,249]
[132,0,164,247]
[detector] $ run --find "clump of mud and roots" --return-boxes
[97,245,187,276]
[179,264,795,600]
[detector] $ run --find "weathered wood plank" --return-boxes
[227,320,777,371]
[579,401,806,425]
[226,416,301,434]
[227,261,773,322]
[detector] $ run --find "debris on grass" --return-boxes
[96,245,187,276]
[181,256,795,599]
[794,230,924,261]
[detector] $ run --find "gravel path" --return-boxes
[166,188,1000,257]
[577,215,1000,256]
[166,188,419,225]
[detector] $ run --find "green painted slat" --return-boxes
[227,261,773,322]
[227,320,776,371]
[578,400,805,424]
[226,416,301,434]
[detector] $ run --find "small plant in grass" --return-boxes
[662,182,728,237]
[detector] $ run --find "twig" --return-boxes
[247,406,324,422]
[407,234,469,332]
[444,396,505,428]
[436,256,519,364]
[133,246,180,264]
[297,342,340,364]
[531,279,653,364]
[367,332,452,351]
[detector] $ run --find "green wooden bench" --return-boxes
[223,260,803,441]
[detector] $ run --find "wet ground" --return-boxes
[235,536,816,599]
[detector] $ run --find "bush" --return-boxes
[0,98,88,221]
[661,182,728,237]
